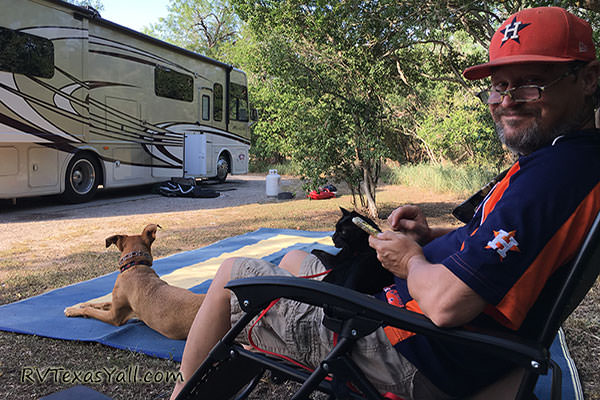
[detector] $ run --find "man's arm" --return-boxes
[369,231,486,327]
[406,255,486,327]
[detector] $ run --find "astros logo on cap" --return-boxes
[500,17,531,46]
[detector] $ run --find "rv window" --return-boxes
[154,66,193,102]
[229,82,249,122]
[202,95,210,121]
[0,27,54,79]
[213,83,223,121]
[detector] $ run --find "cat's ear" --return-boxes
[340,207,350,216]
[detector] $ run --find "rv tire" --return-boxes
[61,153,100,203]
[216,153,229,183]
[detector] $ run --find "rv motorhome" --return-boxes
[0,0,253,203]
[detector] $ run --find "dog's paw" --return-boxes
[64,305,83,317]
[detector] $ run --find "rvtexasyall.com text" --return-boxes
[20,365,182,385]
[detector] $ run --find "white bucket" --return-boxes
[266,169,281,197]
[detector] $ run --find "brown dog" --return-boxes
[64,224,205,340]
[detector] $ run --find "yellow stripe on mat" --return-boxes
[72,234,333,307]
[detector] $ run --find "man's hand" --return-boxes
[368,231,424,279]
[370,230,486,327]
[387,205,431,245]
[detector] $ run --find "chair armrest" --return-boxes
[226,276,549,373]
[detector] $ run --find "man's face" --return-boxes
[489,63,587,155]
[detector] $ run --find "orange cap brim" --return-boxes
[463,55,582,80]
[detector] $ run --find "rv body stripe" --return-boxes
[151,144,182,165]
[0,131,52,142]
[28,74,89,111]
[0,113,77,152]
[89,43,210,83]
[89,36,197,76]
[20,26,88,39]
[55,66,88,89]
[158,122,251,145]
[89,50,157,68]
[89,36,210,81]
[1,78,87,132]
[54,83,80,114]
[89,35,159,60]
[0,72,82,143]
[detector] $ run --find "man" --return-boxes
[172,7,600,399]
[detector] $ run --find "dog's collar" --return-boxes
[119,251,151,265]
[120,259,152,273]
[118,251,153,273]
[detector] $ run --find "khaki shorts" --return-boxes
[229,254,451,400]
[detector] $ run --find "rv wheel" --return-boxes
[216,154,229,183]
[61,153,100,203]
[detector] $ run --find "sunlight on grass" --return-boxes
[382,163,502,196]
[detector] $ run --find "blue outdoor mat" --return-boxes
[0,228,582,399]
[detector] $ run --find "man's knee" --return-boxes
[215,257,238,284]
[279,250,309,276]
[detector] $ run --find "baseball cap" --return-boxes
[463,7,597,80]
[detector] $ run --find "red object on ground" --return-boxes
[307,188,336,200]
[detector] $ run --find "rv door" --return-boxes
[184,132,207,177]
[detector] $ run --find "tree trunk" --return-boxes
[361,166,378,219]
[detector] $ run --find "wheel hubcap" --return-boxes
[217,158,228,180]
[71,159,95,195]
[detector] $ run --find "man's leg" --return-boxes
[170,257,236,399]
[171,250,319,399]
[278,249,310,275]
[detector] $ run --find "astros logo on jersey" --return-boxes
[486,229,520,259]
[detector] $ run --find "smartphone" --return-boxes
[352,216,381,237]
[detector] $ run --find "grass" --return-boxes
[382,162,505,197]
[0,177,598,399]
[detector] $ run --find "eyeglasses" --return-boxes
[478,69,578,105]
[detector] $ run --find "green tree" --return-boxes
[232,0,419,217]
[144,0,240,59]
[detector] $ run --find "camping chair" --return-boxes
[175,210,600,400]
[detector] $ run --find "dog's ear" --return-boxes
[142,224,159,247]
[106,235,125,250]
[340,207,350,216]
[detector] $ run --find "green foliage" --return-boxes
[143,0,240,58]
[231,0,419,215]
[383,162,503,196]
[414,86,504,165]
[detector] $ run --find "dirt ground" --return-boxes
[0,177,598,399]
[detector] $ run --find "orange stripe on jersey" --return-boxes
[384,325,416,345]
[460,165,519,251]
[384,300,423,345]
[461,228,480,251]
[481,163,521,224]
[406,299,423,314]
[492,182,600,330]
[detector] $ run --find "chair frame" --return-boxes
[175,211,600,400]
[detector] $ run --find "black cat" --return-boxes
[311,208,395,294]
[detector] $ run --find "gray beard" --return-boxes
[495,113,588,155]
[495,121,553,155]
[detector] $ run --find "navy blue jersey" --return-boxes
[376,130,600,396]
